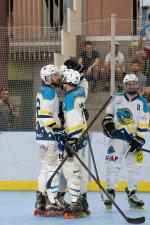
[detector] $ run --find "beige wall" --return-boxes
[11,0,133,38]
[84,0,132,36]
[12,0,43,38]
[13,0,43,27]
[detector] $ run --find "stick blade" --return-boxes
[126,216,145,224]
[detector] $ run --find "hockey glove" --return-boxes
[53,128,67,152]
[102,115,117,138]
[66,137,78,157]
[129,135,145,153]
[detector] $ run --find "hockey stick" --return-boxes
[141,148,150,153]
[70,146,145,224]
[125,147,150,159]
[126,147,150,158]
[46,89,118,189]
[87,132,104,201]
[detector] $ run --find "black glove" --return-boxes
[102,115,117,138]
[52,128,67,151]
[66,137,78,157]
[129,135,145,152]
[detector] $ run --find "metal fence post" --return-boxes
[110,13,116,93]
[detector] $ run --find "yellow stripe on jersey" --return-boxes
[74,97,85,105]
[137,122,149,129]
[136,132,144,139]
[122,117,134,124]
[116,124,136,133]
[40,109,52,115]
[46,120,57,127]
[126,126,136,133]
[66,124,87,134]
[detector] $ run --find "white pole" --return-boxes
[110,13,116,93]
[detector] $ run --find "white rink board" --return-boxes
[0,131,150,181]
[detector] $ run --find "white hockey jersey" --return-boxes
[36,84,61,141]
[63,77,88,149]
[105,92,149,139]
[79,74,88,99]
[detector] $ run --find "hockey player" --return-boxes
[54,69,88,218]
[64,59,89,213]
[34,64,64,216]
[102,74,149,210]
[59,60,89,215]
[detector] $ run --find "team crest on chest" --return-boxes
[116,108,134,125]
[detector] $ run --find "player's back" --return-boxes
[63,86,87,138]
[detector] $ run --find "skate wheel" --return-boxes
[78,212,87,218]
[34,209,44,216]
[44,210,57,217]
[64,213,76,219]
[83,209,91,216]
[130,206,145,211]
[64,211,89,219]
[104,206,112,212]
[44,210,64,217]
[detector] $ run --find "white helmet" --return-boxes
[62,69,80,85]
[123,74,138,84]
[40,64,59,81]
[59,65,68,76]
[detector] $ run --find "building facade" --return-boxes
[0,0,146,131]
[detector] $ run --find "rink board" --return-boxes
[0,131,150,191]
[1,180,150,191]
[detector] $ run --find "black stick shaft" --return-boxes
[46,156,68,189]
[87,133,104,201]
[141,148,150,153]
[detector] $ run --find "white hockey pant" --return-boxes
[38,141,60,203]
[62,148,88,202]
[105,138,143,191]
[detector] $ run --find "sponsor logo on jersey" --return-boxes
[116,108,134,125]
[137,104,141,111]
[105,155,118,161]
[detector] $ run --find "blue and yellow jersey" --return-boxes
[105,92,149,139]
[36,84,61,141]
[63,85,87,149]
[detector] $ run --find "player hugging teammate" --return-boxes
[34,60,90,219]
